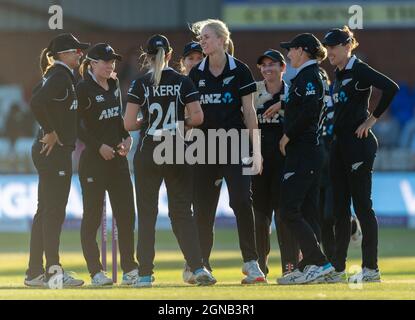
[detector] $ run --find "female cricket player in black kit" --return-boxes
[322,27,399,283]
[178,41,212,284]
[277,33,334,285]
[124,34,216,287]
[253,49,300,277]
[76,43,138,286]
[189,19,266,284]
[25,33,89,288]
[179,41,204,76]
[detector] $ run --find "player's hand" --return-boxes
[136,118,143,129]
[99,144,116,160]
[40,131,63,156]
[117,137,132,157]
[355,115,377,139]
[279,134,290,157]
[252,152,263,175]
[263,101,282,119]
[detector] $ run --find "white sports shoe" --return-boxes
[277,269,304,285]
[312,270,347,284]
[348,267,381,283]
[193,267,217,286]
[62,272,84,287]
[121,269,139,285]
[299,264,335,284]
[241,260,267,284]
[133,275,154,288]
[182,263,196,285]
[91,272,113,287]
[24,274,46,287]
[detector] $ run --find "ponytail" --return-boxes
[313,46,328,62]
[40,48,54,75]
[342,25,359,50]
[79,59,91,78]
[152,47,166,86]
[178,58,187,75]
[139,46,171,86]
[226,38,234,56]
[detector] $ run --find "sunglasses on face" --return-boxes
[57,48,83,54]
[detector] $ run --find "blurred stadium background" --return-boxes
[0,0,415,233]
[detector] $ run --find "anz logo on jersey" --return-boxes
[257,113,280,124]
[99,106,120,120]
[305,82,316,96]
[333,90,348,103]
[200,92,234,105]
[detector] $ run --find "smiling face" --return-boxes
[258,57,285,82]
[183,51,204,75]
[200,26,225,56]
[91,59,116,79]
[326,43,351,67]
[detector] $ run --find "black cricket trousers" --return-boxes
[79,149,137,277]
[330,130,378,272]
[193,162,258,271]
[27,142,73,277]
[318,144,336,263]
[252,149,300,275]
[133,142,204,276]
[279,143,328,270]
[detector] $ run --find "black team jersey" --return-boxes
[332,55,399,136]
[76,70,130,153]
[189,53,257,131]
[30,62,78,148]
[127,67,200,149]
[254,80,288,154]
[283,60,324,146]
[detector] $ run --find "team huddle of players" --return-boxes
[24,18,399,288]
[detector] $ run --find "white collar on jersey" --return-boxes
[345,55,357,70]
[54,60,74,74]
[198,53,237,72]
[296,59,317,74]
[88,69,99,84]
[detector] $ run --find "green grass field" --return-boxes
[0,228,414,300]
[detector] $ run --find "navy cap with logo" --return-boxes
[322,29,352,46]
[87,43,122,62]
[47,33,90,55]
[257,49,286,65]
[146,34,171,55]
[183,41,203,57]
[280,33,322,55]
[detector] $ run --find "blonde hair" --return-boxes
[191,19,234,56]
[139,47,172,86]
[79,59,91,78]
[178,57,187,75]
[342,25,359,50]
[40,48,56,75]
[313,46,328,62]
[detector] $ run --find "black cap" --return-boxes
[87,43,122,62]
[280,33,322,55]
[47,33,90,55]
[257,49,285,65]
[322,29,352,46]
[183,41,203,57]
[146,34,171,55]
